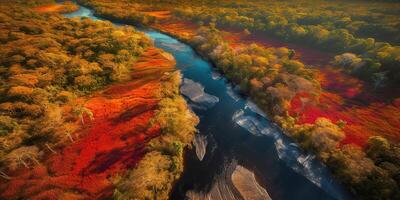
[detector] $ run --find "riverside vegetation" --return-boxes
[78,0,400,199]
[0,1,198,199]
[80,0,400,87]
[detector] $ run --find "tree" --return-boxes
[299,117,345,159]
[372,72,387,90]
[0,170,11,180]
[0,116,18,136]
[65,129,74,142]
[243,28,251,36]
[7,86,34,100]
[4,146,41,170]
[283,60,304,74]
[9,74,39,87]
[288,49,296,59]
[249,78,263,92]
[72,103,94,125]
[114,151,173,200]
[327,144,375,184]
[366,136,390,161]
[333,53,362,68]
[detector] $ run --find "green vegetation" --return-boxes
[74,0,400,198]
[79,0,157,25]
[328,137,400,199]
[190,25,319,117]
[3,0,399,199]
[0,2,200,200]
[190,25,400,199]
[13,0,55,6]
[113,72,199,200]
[89,0,399,86]
[0,1,150,173]
[55,2,81,14]
[169,0,400,86]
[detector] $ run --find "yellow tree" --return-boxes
[72,103,94,126]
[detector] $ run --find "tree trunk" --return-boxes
[19,158,29,168]
[80,115,85,125]
[0,170,11,180]
[46,143,56,154]
[29,155,40,165]
[67,133,74,142]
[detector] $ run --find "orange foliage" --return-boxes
[150,17,400,147]
[33,5,65,13]
[0,47,176,199]
[152,21,196,40]
[219,26,334,66]
[209,24,400,147]
[142,11,171,19]
[32,2,79,13]
[290,66,400,146]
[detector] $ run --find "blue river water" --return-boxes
[64,5,353,200]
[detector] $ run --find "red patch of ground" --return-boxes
[154,18,400,146]
[0,47,176,199]
[142,11,171,19]
[33,4,76,13]
[153,21,197,39]
[33,4,65,12]
[32,2,79,13]
[213,26,400,146]
[219,26,334,67]
[318,67,368,99]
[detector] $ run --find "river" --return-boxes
[64,5,352,200]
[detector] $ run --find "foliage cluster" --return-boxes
[13,0,55,7]
[55,1,81,14]
[0,2,150,174]
[38,0,400,199]
[172,24,400,200]
[135,0,400,86]
[191,25,319,117]
[113,72,199,200]
[78,0,157,25]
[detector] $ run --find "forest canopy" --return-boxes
[1,0,399,199]
[76,0,400,198]
[0,2,151,174]
[82,0,400,87]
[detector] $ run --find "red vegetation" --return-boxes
[142,11,171,19]
[0,47,176,199]
[290,66,400,146]
[153,21,197,39]
[213,26,400,147]
[219,27,334,66]
[32,4,65,12]
[156,19,400,147]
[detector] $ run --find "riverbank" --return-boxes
[0,47,177,199]
[151,18,400,199]
[216,26,400,146]
[63,2,358,200]
[74,1,400,198]
[151,17,400,147]
[1,3,188,199]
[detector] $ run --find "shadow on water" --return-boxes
[64,4,354,200]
